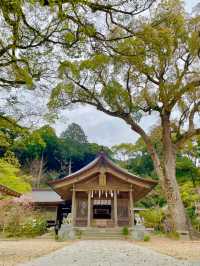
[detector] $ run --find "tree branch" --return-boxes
[176,128,200,149]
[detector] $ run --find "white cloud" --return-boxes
[54,106,159,147]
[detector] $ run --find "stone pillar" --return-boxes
[114,190,118,227]
[87,191,91,227]
[71,185,76,226]
[129,189,134,227]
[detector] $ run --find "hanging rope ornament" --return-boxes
[111,190,113,197]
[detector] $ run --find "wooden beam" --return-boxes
[114,190,118,227]
[54,169,98,189]
[71,185,76,226]
[72,187,131,192]
[87,191,91,227]
[53,167,151,190]
[108,169,151,189]
[0,184,21,197]
[129,188,134,227]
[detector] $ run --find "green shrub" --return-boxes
[76,229,82,239]
[5,216,47,237]
[191,217,200,233]
[20,217,47,237]
[180,182,200,209]
[122,226,129,236]
[167,231,180,240]
[0,200,47,238]
[143,235,150,241]
[140,208,165,231]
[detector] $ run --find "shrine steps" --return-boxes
[75,228,126,240]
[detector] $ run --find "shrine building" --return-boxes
[49,153,157,228]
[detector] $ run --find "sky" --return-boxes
[54,0,200,147]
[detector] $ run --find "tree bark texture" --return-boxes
[161,113,188,232]
[126,114,188,232]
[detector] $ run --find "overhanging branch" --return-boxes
[175,128,200,149]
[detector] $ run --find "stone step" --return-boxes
[81,233,125,239]
[76,228,128,239]
[82,233,122,237]
[81,232,123,236]
[77,228,123,233]
[81,231,123,236]
[81,236,124,240]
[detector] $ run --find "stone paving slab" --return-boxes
[17,240,199,266]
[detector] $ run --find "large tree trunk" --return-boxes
[161,113,188,232]
[126,115,188,232]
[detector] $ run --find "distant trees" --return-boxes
[112,127,200,184]
[61,123,88,143]
[0,115,26,155]
[0,121,110,187]
[58,123,109,177]
[111,134,200,211]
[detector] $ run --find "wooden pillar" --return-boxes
[114,190,118,227]
[71,185,76,226]
[129,189,134,227]
[87,191,91,227]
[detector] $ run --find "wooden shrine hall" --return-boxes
[49,153,157,228]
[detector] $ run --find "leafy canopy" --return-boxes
[49,0,200,151]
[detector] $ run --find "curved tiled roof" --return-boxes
[49,153,157,188]
[25,189,64,204]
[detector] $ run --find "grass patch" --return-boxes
[143,235,150,241]
[122,226,129,236]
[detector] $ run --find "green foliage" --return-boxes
[180,181,200,209]
[19,217,47,237]
[59,61,79,78]
[140,209,165,231]
[0,202,47,237]
[0,116,26,154]
[138,186,166,208]
[143,235,150,241]
[166,231,180,240]
[176,155,200,184]
[180,181,200,229]
[4,122,111,185]
[0,159,31,195]
[3,150,20,168]
[13,65,33,88]
[81,24,96,37]
[64,32,76,44]
[101,80,131,113]
[122,226,129,236]
[80,54,110,71]
[191,217,200,233]
[61,123,88,144]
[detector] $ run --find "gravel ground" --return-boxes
[17,240,200,266]
[0,239,68,266]
[135,236,200,261]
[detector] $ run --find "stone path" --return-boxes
[17,240,199,266]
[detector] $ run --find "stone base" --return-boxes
[58,224,76,241]
[177,231,190,240]
[131,225,147,240]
